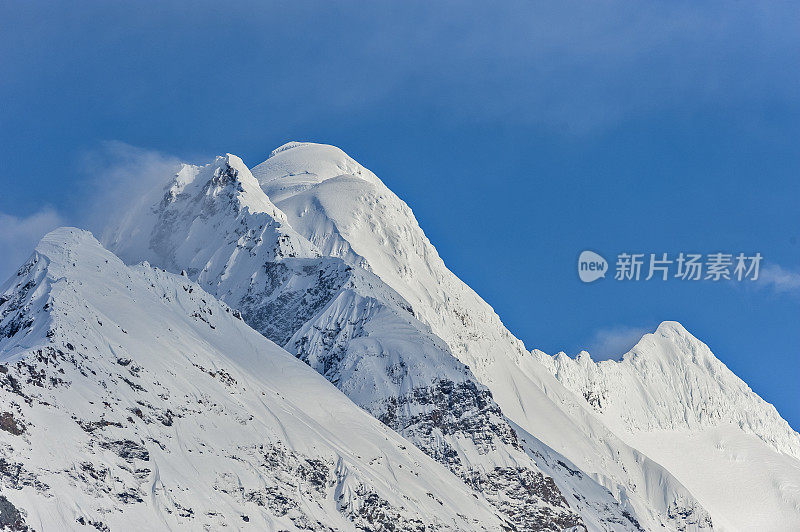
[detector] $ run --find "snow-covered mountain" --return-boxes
[248,142,799,530]
[537,322,800,530]
[106,152,643,530]
[0,228,508,531]
[249,143,721,529]
[536,321,800,458]
[3,140,798,531]
[104,142,716,530]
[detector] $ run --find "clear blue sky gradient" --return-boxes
[2,2,798,426]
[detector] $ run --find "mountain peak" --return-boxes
[31,227,125,281]
[212,152,254,185]
[88,141,800,530]
[656,319,687,333]
[253,142,380,202]
[1,228,507,531]
[654,320,693,340]
[194,153,284,217]
[625,320,714,365]
[540,320,800,460]
[267,140,312,158]
[35,226,96,257]
[105,152,319,281]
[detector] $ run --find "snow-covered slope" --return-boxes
[536,322,800,530]
[0,228,510,531]
[106,150,646,530]
[628,426,800,531]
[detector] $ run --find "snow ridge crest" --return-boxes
[540,320,800,459]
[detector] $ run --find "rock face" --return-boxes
[0,229,507,531]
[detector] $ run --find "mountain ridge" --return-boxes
[536,320,800,459]
[106,144,724,530]
[106,151,648,530]
[244,142,799,530]
[2,140,797,530]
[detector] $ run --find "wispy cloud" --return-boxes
[0,208,65,282]
[585,324,653,361]
[0,142,194,283]
[76,141,186,240]
[758,264,800,295]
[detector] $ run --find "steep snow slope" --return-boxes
[280,264,655,531]
[629,426,800,531]
[252,142,715,530]
[253,142,457,336]
[106,151,646,530]
[0,228,509,531]
[536,322,800,530]
[106,153,319,280]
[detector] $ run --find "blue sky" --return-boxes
[1,1,798,426]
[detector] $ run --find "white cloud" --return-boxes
[758,264,800,295]
[0,142,200,283]
[585,325,653,361]
[0,208,65,282]
[76,141,185,240]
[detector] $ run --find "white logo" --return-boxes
[577,250,762,284]
[578,250,608,283]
